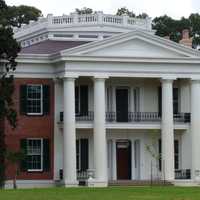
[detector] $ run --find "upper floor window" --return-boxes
[20,84,50,116]
[158,87,179,116]
[27,85,43,115]
[75,85,88,116]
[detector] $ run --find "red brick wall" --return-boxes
[5,78,54,180]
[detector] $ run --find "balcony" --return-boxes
[175,169,191,179]
[59,112,190,123]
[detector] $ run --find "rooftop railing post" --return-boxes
[122,14,128,27]
[97,11,104,25]
[47,13,53,25]
[71,12,79,24]
[145,17,152,30]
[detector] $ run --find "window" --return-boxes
[20,138,50,172]
[20,84,50,116]
[76,139,89,171]
[27,139,43,171]
[158,87,179,116]
[27,85,43,115]
[134,87,140,112]
[75,85,88,116]
[158,139,179,171]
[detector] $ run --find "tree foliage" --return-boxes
[5,150,25,189]
[75,7,93,15]
[6,5,42,28]
[153,14,200,45]
[0,0,41,188]
[116,7,148,19]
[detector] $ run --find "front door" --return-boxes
[116,89,128,122]
[116,140,131,180]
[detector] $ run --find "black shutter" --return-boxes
[43,85,50,115]
[20,85,27,115]
[20,139,27,171]
[173,88,179,114]
[174,140,179,169]
[75,86,79,114]
[43,139,50,172]
[80,86,88,115]
[158,87,162,117]
[80,139,88,171]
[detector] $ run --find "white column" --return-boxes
[161,78,175,181]
[112,139,117,180]
[93,77,108,186]
[191,79,200,181]
[63,77,78,186]
[53,78,62,180]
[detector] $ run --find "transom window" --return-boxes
[27,139,43,171]
[27,85,43,115]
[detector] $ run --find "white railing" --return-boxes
[14,11,152,34]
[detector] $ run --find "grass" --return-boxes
[0,186,200,200]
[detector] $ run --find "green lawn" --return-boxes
[0,186,200,200]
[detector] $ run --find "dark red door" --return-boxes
[116,141,131,180]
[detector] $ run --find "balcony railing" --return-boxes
[175,169,191,179]
[59,112,190,123]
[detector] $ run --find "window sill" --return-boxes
[27,169,43,172]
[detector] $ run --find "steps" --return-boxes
[108,180,173,186]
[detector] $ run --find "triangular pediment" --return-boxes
[61,30,200,59]
[83,38,187,58]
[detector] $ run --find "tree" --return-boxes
[189,13,200,47]
[0,0,41,188]
[116,7,148,19]
[116,7,136,17]
[5,150,25,189]
[6,5,42,28]
[75,7,93,15]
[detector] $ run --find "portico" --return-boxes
[55,74,200,186]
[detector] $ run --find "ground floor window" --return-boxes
[158,139,179,171]
[20,138,50,172]
[76,139,89,171]
[27,139,43,171]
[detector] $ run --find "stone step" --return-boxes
[108,180,173,186]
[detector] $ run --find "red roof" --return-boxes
[20,40,90,54]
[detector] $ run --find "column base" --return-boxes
[87,178,108,187]
[63,180,79,187]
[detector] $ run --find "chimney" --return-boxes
[179,29,192,48]
[182,29,189,39]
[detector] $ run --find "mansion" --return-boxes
[4,11,200,188]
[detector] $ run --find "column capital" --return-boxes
[53,77,62,84]
[93,75,109,80]
[190,77,200,83]
[161,77,176,83]
[63,73,79,80]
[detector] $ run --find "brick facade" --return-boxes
[5,78,54,180]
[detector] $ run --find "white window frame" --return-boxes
[26,84,43,115]
[27,138,43,172]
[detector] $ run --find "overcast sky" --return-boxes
[5,0,200,19]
